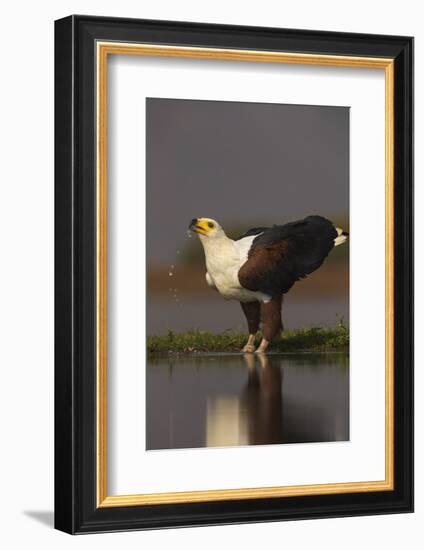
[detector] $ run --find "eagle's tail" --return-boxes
[334,227,349,247]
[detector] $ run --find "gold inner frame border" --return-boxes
[96,42,395,508]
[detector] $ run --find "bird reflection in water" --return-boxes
[206,354,283,447]
[146,352,349,450]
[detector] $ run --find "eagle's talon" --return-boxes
[255,339,269,354]
[241,344,256,353]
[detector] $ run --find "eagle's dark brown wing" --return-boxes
[238,216,338,298]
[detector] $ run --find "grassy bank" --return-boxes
[147,324,349,354]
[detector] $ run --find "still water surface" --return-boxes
[146,353,349,450]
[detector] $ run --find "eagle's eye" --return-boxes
[208,222,215,229]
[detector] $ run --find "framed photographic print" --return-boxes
[54,15,413,533]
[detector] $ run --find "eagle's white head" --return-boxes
[188,217,226,240]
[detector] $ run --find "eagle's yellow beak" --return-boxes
[189,218,212,236]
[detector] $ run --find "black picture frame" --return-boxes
[55,14,413,534]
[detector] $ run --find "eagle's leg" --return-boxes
[256,296,283,354]
[240,301,260,353]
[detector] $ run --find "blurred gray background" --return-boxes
[146,98,349,335]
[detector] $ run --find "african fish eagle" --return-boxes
[189,215,348,354]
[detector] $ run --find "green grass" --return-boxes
[147,323,349,354]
